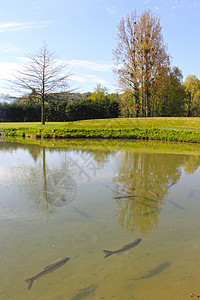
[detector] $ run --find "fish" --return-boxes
[168,182,175,188]
[103,238,142,258]
[133,261,171,281]
[113,195,136,199]
[25,256,70,290]
[143,196,158,203]
[99,182,110,188]
[70,284,98,300]
[187,189,196,198]
[148,190,159,197]
[122,187,136,194]
[167,199,184,210]
[71,205,91,219]
[135,200,157,209]
[142,209,160,216]
[52,196,69,207]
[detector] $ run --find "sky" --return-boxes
[0,0,200,96]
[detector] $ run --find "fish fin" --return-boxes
[25,278,33,290]
[103,250,113,258]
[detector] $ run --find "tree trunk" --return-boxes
[145,85,149,117]
[135,91,139,118]
[41,94,45,124]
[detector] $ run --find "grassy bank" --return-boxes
[1,117,200,143]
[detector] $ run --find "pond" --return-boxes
[0,138,200,300]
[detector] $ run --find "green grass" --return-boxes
[1,117,200,143]
[1,117,200,130]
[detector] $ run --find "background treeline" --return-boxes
[1,73,200,122]
[119,69,200,118]
[0,101,66,122]
[0,86,120,122]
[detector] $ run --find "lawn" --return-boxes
[1,117,200,130]
[1,117,200,143]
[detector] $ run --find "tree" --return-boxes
[183,75,200,116]
[113,9,170,117]
[119,90,136,117]
[13,43,71,124]
[67,86,120,121]
[151,67,186,116]
[90,84,109,101]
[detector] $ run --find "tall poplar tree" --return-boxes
[113,9,170,117]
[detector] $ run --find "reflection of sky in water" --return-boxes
[0,148,34,165]
[0,149,34,186]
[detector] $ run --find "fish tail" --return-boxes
[103,250,113,258]
[25,278,33,290]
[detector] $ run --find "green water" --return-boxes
[0,139,200,299]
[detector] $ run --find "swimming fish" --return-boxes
[142,209,160,216]
[168,183,175,188]
[70,284,98,300]
[167,199,184,210]
[140,261,171,279]
[113,195,136,199]
[70,205,91,219]
[133,261,171,280]
[103,238,142,258]
[25,256,70,290]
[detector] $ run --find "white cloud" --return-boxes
[71,75,88,83]
[171,0,200,9]
[106,7,116,15]
[67,59,114,90]
[0,21,51,33]
[0,58,113,82]
[0,61,21,79]
[71,73,108,85]
[68,59,114,72]
[0,58,115,95]
[0,43,23,54]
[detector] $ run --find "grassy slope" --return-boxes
[1,117,200,143]
[1,117,200,130]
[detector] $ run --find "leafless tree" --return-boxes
[13,43,72,124]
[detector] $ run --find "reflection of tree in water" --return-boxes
[27,145,42,161]
[13,166,76,215]
[3,139,200,223]
[113,152,200,236]
[182,155,200,175]
[0,141,42,161]
[12,147,75,215]
[72,146,114,170]
[8,142,112,214]
[34,148,77,214]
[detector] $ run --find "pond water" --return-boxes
[0,138,200,300]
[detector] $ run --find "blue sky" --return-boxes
[0,0,200,96]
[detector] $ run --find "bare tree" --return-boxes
[13,43,72,124]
